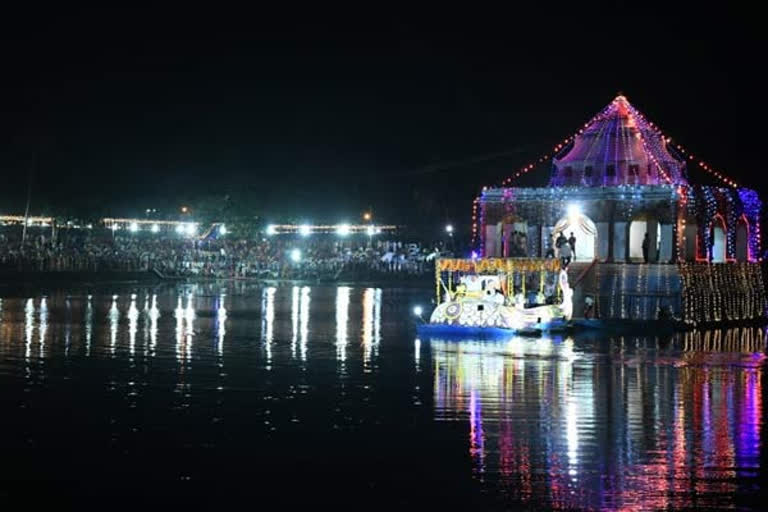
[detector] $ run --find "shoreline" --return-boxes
[0,269,434,289]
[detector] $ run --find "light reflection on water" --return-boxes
[432,332,766,509]
[0,283,765,507]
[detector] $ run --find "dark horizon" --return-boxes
[2,7,765,226]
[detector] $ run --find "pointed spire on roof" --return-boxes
[549,95,687,187]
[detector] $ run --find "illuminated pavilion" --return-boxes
[474,95,765,322]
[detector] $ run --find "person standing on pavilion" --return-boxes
[555,232,567,260]
[568,232,576,261]
[642,233,649,263]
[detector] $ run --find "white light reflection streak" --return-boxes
[184,293,195,362]
[64,297,72,356]
[335,287,350,363]
[85,295,93,356]
[174,295,184,362]
[373,288,382,353]
[300,287,310,362]
[109,295,119,356]
[38,297,48,358]
[291,286,299,359]
[261,287,275,366]
[149,294,159,356]
[362,288,373,366]
[414,337,421,372]
[216,293,227,356]
[24,299,34,360]
[128,294,139,356]
[142,294,150,357]
[563,336,579,478]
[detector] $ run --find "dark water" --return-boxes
[0,282,766,509]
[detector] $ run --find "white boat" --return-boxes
[419,258,572,337]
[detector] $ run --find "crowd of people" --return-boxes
[0,229,443,281]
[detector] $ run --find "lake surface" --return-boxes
[0,282,766,509]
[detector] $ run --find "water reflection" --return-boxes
[291,286,299,359]
[109,295,119,356]
[300,286,310,362]
[216,293,227,356]
[430,329,766,509]
[0,285,764,507]
[38,297,48,359]
[361,288,382,369]
[174,293,195,362]
[261,287,275,366]
[128,294,139,356]
[336,286,350,364]
[85,295,93,356]
[149,294,159,356]
[24,298,34,360]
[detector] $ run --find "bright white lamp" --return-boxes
[337,224,351,237]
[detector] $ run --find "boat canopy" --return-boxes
[436,257,561,273]
[434,257,565,306]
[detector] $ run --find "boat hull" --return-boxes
[417,319,570,339]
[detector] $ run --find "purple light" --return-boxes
[549,96,686,187]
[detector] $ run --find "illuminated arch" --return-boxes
[710,214,727,263]
[552,213,597,261]
[628,212,660,263]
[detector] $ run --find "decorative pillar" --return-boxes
[684,223,698,261]
[647,220,659,262]
[597,222,610,262]
[659,224,674,263]
[484,224,500,258]
[613,221,627,262]
[502,223,515,257]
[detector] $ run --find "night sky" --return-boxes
[1,7,765,226]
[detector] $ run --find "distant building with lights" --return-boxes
[475,95,765,323]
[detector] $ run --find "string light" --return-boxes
[623,99,738,187]
[679,263,767,324]
[471,197,480,246]
[474,94,763,314]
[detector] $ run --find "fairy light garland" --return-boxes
[678,263,766,324]
[672,144,738,187]
[624,99,737,187]
[472,95,762,301]
[471,197,480,246]
[492,95,739,193]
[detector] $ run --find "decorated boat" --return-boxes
[417,257,573,337]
